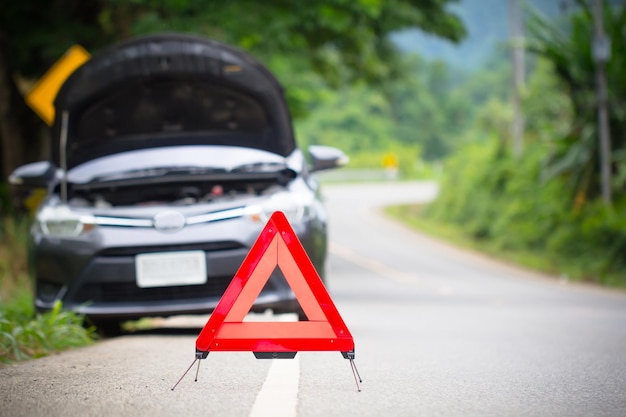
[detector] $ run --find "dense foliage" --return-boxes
[424,138,626,285]
[422,1,626,286]
[526,0,626,202]
[296,53,507,173]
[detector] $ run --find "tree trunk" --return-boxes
[0,31,23,183]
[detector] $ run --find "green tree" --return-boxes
[387,56,466,160]
[419,2,626,285]
[297,85,396,152]
[525,0,626,204]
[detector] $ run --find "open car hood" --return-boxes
[52,33,296,170]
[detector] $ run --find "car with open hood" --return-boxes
[10,33,347,333]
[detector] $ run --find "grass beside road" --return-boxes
[385,204,547,269]
[0,216,95,365]
[385,203,626,289]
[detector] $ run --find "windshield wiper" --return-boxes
[231,162,287,173]
[93,166,227,182]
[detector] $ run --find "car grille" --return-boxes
[73,276,236,303]
[98,241,243,257]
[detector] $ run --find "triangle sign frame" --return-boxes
[196,211,355,355]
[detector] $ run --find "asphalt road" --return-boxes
[2,181,626,417]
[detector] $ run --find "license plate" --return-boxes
[135,251,207,288]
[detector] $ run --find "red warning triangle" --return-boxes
[196,211,354,354]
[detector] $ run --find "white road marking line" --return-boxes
[249,355,300,417]
[249,314,300,417]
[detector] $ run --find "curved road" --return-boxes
[1,181,626,417]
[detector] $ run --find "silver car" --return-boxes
[10,33,346,333]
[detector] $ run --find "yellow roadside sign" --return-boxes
[25,45,90,125]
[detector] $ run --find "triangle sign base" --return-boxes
[253,352,297,359]
[195,211,355,356]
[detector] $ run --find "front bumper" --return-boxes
[33,216,321,321]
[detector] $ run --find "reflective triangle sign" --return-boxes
[196,211,354,355]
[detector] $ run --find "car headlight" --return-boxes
[247,192,312,224]
[36,205,96,237]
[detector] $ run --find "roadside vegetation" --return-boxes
[386,139,626,287]
[0,216,95,364]
[388,2,626,288]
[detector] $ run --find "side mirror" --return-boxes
[308,145,349,172]
[9,161,58,189]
